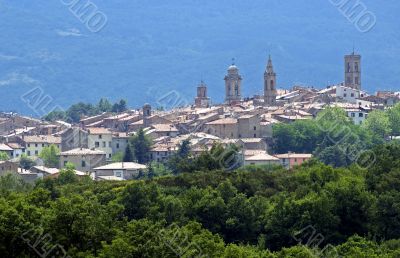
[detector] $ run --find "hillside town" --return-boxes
[1,51,399,182]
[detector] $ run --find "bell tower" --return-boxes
[264,55,277,106]
[224,59,242,105]
[344,51,361,90]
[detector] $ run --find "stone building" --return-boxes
[225,60,242,105]
[264,55,277,106]
[345,52,361,90]
[195,81,211,108]
[59,148,106,173]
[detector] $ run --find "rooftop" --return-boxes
[94,162,146,170]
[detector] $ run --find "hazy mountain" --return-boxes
[0,0,399,115]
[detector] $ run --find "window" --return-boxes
[351,93,355,97]
[344,93,347,97]
[27,151,31,156]
[103,142,106,147]
[114,171,123,178]
[109,154,112,158]
[347,63,351,72]
[35,144,38,147]
[254,134,257,137]
[99,135,102,139]
[359,113,364,117]
[27,144,30,147]
[35,150,38,155]
[355,77,359,85]
[355,62,359,72]
[95,142,100,148]
[116,143,120,149]
[351,113,355,117]
[254,126,257,131]
[347,77,351,84]
[81,160,86,167]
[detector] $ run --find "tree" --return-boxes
[57,163,78,185]
[97,98,113,112]
[123,145,134,162]
[388,103,400,136]
[19,154,35,170]
[111,151,123,162]
[177,139,191,158]
[363,110,391,140]
[0,152,9,161]
[112,99,128,113]
[39,145,60,168]
[130,129,152,164]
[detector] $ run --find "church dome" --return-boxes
[228,64,238,71]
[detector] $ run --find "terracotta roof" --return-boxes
[94,162,146,170]
[206,118,238,125]
[275,153,313,159]
[0,143,13,151]
[151,124,179,132]
[60,148,106,156]
[23,135,61,144]
[87,127,112,135]
[5,143,23,149]
[246,153,280,161]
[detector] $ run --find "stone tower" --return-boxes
[264,55,277,106]
[143,103,151,127]
[224,60,242,105]
[344,52,361,90]
[195,81,210,108]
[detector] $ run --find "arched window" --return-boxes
[270,80,274,90]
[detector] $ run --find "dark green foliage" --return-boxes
[129,129,152,164]
[0,142,399,257]
[122,144,134,162]
[19,154,36,170]
[43,98,129,123]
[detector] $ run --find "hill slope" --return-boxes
[0,0,399,115]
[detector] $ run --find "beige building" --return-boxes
[21,135,61,157]
[264,55,277,106]
[225,61,242,105]
[345,52,361,90]
[244,152,280,166]
[0,160,18,176]
[59,148,106,173]
[87,127,113,160]
[93,162,147,181]
[204,114,261,139]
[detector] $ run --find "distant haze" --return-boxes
[0,0,399,115]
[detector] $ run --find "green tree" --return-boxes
[111,151,123,162]
[130,129,152,164]
[363,109,391,140]
[123,144,134,162]
[39,145,60,168]
[97,98,113,112]
[57,163,78,185]
[0,152,9,161]
[388,103,400,136]
[19,154,35,170]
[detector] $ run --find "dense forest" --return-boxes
[1,141,400,257]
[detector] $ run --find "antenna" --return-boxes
[232,58,235,65]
